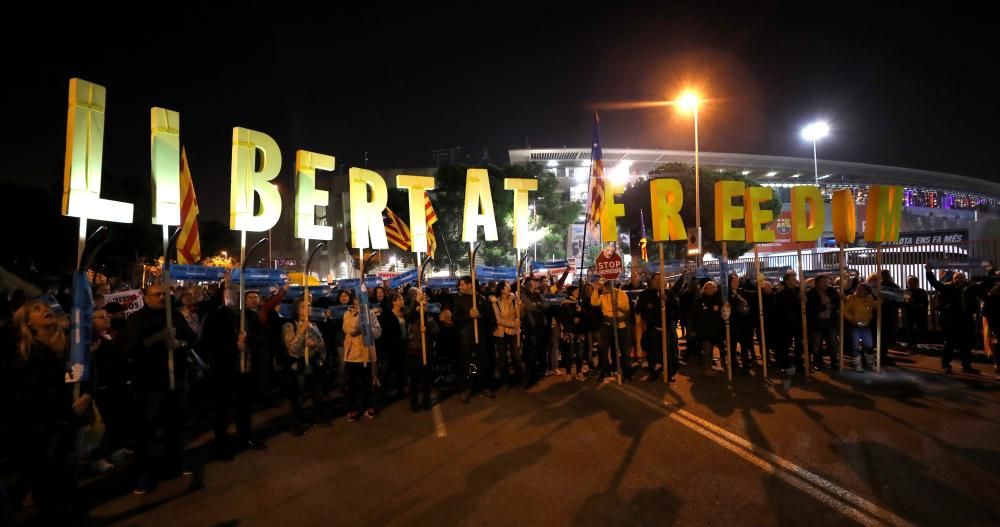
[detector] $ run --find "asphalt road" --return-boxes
[79,350,1000,527]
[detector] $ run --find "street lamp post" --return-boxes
[677,91,702,265]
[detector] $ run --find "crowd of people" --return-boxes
[1,262,998,522]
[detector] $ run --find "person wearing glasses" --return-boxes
[123,283,197,495]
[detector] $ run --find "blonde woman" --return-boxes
[8,298,90,519]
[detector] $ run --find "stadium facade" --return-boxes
[508,148,1000,260]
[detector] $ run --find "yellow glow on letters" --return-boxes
[397,175,437,253]
[462,169,499,242]
[151,107,181,225]
[744,186,776,243]
[349,168,389,249]
[831,189,857,244]
[294,150,334,241]
[649,179,686,241]
[864,185,904,243]
[230,127,282,232]
[714,181,745,241]
[62,79,134,223]
[600,179,626,243]
[504,178,538,250]
[791,185,824,242]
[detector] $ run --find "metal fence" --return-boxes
[690,239,1000,293]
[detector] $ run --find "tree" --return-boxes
[621,163,781,261]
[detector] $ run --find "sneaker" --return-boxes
[133,477,154,495]
[364,408,377,419]
[576,373,587,381]
[961,366,980,375]
[347,411,360,422]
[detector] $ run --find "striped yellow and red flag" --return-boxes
[383,206,411,251]
[424,191,438,258]
[177,147,201,264]
[585,112,605,242]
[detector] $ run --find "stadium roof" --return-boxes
[508,148,1000,199]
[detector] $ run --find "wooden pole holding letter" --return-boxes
[417,251,427,365]
[797,246,811,377]
[754,244,768,381]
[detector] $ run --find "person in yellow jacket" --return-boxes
[591,279,632,381]
[843,283,877,372]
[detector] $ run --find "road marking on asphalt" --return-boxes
[432,404,447,438]
[615,383,916,527]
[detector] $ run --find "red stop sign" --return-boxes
[595,249,623,280]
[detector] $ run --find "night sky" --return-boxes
[3,2,997,223]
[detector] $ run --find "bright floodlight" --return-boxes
[676,91,701,113]
[801,121,830,142]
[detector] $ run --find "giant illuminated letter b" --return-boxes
[230,127,282,232]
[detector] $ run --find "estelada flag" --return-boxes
[383,207,411,252]
[177,147,201,264]
[425,192,439,258]
[585,112,605,242]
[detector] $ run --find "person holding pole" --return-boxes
[124,282,197,495]
[282,297,329,435]
[806,274,840,371]
[591,278,631,381]
[638,273,679,382]
[694,280,725,372]
[200,284,268,461]
[557,285,587,381]
[454,276,493,402]
[405,291,438,411]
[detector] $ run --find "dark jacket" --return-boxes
[9,342,73,431]
[377,309,405,360]
[694,293,724,342]
[637,287,680,329]
[926,271,985,334]
[806,286,840,328]
[124,305,197,392]
[200,305,263,382]
[558,298,585,339]
[774,286,802,334]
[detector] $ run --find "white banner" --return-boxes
[104,289,144,318]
